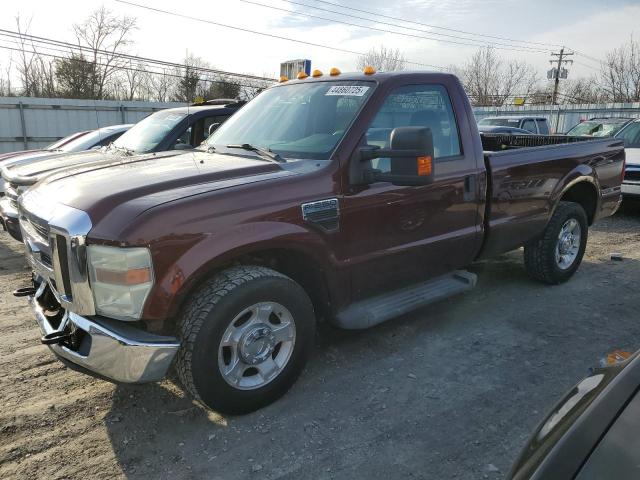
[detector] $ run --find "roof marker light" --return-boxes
[329,67,341,76]
[312,69,323,77]
[279,75,289,82]
[297,71,309,80]
[363,65,376,75]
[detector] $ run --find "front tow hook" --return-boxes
[41,331,72,345]
[13,286,37,297]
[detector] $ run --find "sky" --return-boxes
[1,0,639,84]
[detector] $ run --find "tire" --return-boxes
[524,201,588,285]
[175,266,315,414]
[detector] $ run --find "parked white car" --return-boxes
[614,119,640,198]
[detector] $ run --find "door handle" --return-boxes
[463,175,476,202]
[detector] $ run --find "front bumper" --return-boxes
[30,285,180,383]
[0,195,21,241]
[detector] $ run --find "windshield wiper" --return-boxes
[226,143,285,163]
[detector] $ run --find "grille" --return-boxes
[625,169,640,182]
[55,235,73,297]
[26,216,50,242]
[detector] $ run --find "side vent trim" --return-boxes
[301,198,340,232]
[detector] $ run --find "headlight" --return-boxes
[87,245,154,321]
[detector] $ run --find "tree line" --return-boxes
[0,7,271,102]
[358,38,640,107]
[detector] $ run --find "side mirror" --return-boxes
[360,126,435,186]
[208,123,221,136]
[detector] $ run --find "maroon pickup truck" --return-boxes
[14,70,624,414]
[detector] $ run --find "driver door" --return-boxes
[337,83,482,300]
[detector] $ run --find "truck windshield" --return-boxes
[566,120,627,137]
[207,80,375,160]
[112,110,187,153]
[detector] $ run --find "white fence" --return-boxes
[473,102,640,134]
[2,96,640,154]
[0,97,183,153]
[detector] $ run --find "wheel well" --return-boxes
[170,249,332,330]
[560,182,597,225]
[236,249,332,320]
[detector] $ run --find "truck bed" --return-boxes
[478,134,625,258]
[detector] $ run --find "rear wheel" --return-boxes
[524,201,588,284]
[175,266,315,414]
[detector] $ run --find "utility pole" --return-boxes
[550,47,574,105]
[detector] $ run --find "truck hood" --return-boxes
[28,149,292,230]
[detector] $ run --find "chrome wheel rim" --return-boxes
[555,218,581,270]
[218,302,296,390]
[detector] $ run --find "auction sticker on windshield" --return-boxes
[325,85,370,96]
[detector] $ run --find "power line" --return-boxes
[114,0,444,70]
[244,0,550,53]
[0,29,276,83]
[0,42,271,91]
[298,0,564,49]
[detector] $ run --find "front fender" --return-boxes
[142,221,340,327]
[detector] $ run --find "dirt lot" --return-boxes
[1,205,639,480]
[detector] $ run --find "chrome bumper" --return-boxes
[30,291,180,384]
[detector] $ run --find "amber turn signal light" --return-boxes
[417,156,433,176]
[95,267,152,285]
[297,71,309,79]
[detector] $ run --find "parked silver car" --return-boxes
[0,124,131,195]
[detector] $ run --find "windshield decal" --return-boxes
[325,86,370,96]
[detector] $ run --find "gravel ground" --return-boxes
[1,204,639,480]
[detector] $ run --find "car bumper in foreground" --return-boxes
[0,195,21,241]
[29,283,180,383]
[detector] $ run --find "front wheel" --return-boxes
[524,201,588,284]
[175,266,315,414]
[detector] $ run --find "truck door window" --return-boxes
[366,84,461,172]
[173,126,193,148]
[522,119,537,133]
[537,120,549,135]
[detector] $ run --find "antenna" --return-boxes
[93,98,103,147]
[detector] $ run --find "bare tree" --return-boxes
[356,45,406,72]
[15,15,39,96]
[600,36,640,102]
[121,60,147,100]
[73,6,137,99]
[461,47,538,106]
[149,68,174,102]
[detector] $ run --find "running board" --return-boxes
[334,270,477,330]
